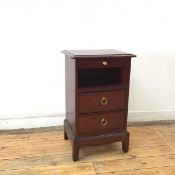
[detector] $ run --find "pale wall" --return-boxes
[0,0,175,129]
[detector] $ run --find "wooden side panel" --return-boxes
[123,58,131,129]
[65,56,76,134]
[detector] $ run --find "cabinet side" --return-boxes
[124,58,131,130]
[65,56,76,134]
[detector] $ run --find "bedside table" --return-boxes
[62,49,136,161]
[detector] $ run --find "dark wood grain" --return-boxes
[63,50,135,161]
[78,84,127,93]
[78,111,126,136]
[65,56,76,134]
[62,49,136,58]
[79,90,126,113]
[77,57,131,69]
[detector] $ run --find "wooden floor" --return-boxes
[0,123,175,175]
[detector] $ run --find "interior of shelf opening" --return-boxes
[78,68,123,88]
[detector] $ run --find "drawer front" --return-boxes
[79,90,126,113]
[78,111,126,136]
[77,58,130,69]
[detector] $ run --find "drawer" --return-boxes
[77,58,130,69]
[78,111,126,136]
[79,90,126,113]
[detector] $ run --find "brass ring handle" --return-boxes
[102,61,108,66]
[101,97,108,106]
[101,118,108,126]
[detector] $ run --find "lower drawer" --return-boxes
[78,111,126,136]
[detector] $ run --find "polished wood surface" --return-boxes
[79,90,126,113]
[77,58,131,69]
[0,123,175,174]
[62,49,136,58]
[78,111,126,136]
[65,56,76,134]
[63,50,135,161]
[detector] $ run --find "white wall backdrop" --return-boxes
[0,0,175,129]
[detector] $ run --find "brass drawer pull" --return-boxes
[101,118,108,126]
[101,97,108,105]
[102,61,108,66]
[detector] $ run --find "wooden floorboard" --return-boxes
[0,123,175,175]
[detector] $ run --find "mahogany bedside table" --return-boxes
[62,50,136,161]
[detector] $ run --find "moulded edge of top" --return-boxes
[61,50,136,59]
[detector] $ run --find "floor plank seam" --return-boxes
[90,153,175,165]
[0,162,94,172]
[92,161,98,174]
[1,147,175,162]
[2,151,175,162]
[156,130,175,153]
[94,165,175,174]
[129,144,167,148]
[0,153,71,161]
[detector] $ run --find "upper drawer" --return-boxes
[78,90,126,113]
[77,58,131,69]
